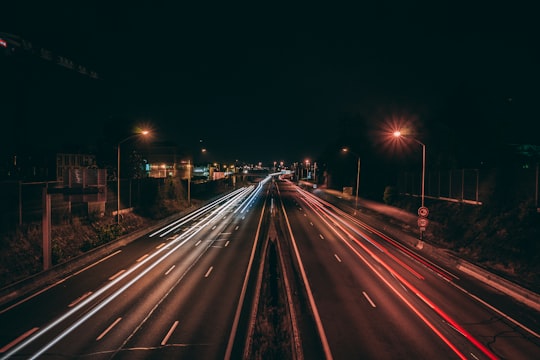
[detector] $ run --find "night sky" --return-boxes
[1,2,538,165]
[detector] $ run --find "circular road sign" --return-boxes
[418,206,429,218]
[417,217,429,228]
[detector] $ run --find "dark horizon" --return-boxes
[2,2,539,166]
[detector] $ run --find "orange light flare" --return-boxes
[134,121,154,139]
[373,114,417,155]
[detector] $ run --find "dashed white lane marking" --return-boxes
[137,254,149,262]
[69,291,93,308]
[334,254,342,262]
[161,320,179,346]
[362,291,377,308]
[96,317,122,341]
[165,265,175,275]
[109,269,126,281]
[205,266,214,278]
[0,327,39,353]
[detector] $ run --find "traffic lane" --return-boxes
[282,193,461,359]
[1,196,255,358]
[0,210,210,346]
[317,190,540,341]
[338,211,540,357]
[117,215,261,360]
[109,192,266,359]
[2,188,264,358]
[7,223,222,359]
[67,200,264,360]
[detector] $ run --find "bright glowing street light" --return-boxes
[393,130,427,239]
[393,131,426,208]
[342,148,361,212]
[117,130,150,224]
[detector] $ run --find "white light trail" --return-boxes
[2,186,257,359]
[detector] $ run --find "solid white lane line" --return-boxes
[108,269,126,281]
[165,265,175,276]
[334,254,342,263]
[96,317,122,341]
[0,327,39,353]
[225,240,230,247]
[68,292,93,308]
[136,254,149,262]
[205,266,214,278]
[362,291,377,308]
[161,321,179,346]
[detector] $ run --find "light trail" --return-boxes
[1,187,256,359]
[295,187,498,359]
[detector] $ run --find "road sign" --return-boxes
[417,217,429,228]
[418,206,429,218]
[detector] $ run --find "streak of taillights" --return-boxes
[302,188,457,282]
[300,192,425,280]
[296,186,498,359]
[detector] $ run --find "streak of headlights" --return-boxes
[150,186,250,238]
[1,185,257,360]
[235,176,272,214]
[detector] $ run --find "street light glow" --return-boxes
[393,130,401,137]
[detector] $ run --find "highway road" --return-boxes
[0,182,270,359]
[1,175,539,359]
[275,179,540,359]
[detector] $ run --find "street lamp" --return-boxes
[117,130,149,224]
[393,131,426,208]
[393,130,427,240]
[341,148,361,212]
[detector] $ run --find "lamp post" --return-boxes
[393,131,427,240]
[341,148,361,213]
[393,131,426,208]
[117,130,149,224]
